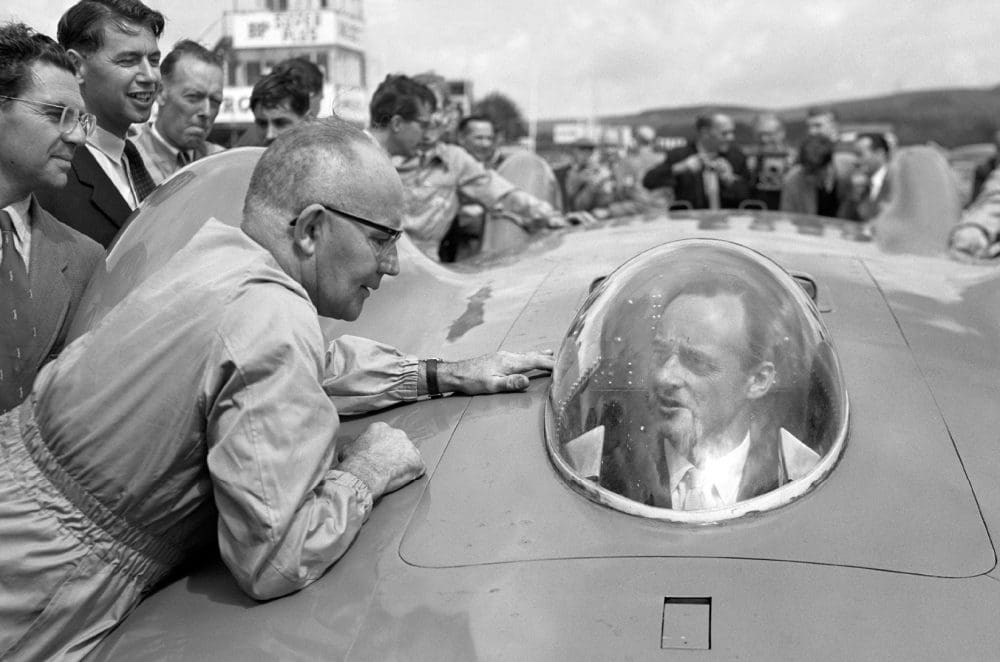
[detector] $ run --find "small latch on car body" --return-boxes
[661,597,711,650]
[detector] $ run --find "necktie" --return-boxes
[177,150,193,168]
[0,210,34,412]
[681,466,719,511]
[123,139,157,202]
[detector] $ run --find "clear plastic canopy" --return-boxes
[546,239,849,523]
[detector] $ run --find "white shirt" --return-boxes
[2,196,33,269]
[666,432,752,509]
[869,164,888,200]
[85,125,141,210]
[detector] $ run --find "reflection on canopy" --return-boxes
[546,239,849,523]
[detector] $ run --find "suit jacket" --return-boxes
[35,146,132,249]
[780,164,856,219]
[597,424,819,509]
[642,143,750,209]
[132,123,225,185]
[1,196,103,412]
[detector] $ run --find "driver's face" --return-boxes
[649,293,755,460]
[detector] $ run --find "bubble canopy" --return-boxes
[545,239,849,523]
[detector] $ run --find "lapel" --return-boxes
[73,145,131,231]
[736,425,783,501]
[25,197,71,369]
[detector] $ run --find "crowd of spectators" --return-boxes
[1,0,999,656]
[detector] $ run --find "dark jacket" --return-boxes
[642,143,750,209]
[36,147,132,249]
[0,196,103,412]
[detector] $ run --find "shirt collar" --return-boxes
[89,124,127,161]
[664,431,752,506]
[870,165,888,196]
[149,123,184,159]
[3,195,33,241]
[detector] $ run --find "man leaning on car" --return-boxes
[0,118,554,660]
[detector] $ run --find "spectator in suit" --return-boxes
[850,132,892,221]
[0,22,103,413]
[250,70,312,147]
[133,40,225,185]
[780,135,855,219]
[35,0,165,249]
[642,113,750,210]
[968,128,1000,206]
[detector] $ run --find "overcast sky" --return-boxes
[5,0,1000,119]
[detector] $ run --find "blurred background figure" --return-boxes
[968,126,1000,205]
[642,112,749,210]
[748,113,794,210]
[780,135,854,219]
[458,114,563,211]
[806,106,839,142]
[272,56,324,118]
[235,56,322,147]
[369,74,569,262]
[874,145,961,255]
[564,137,615,212]
[625,125,662,184]
[849,132,892,221]
[134,39,225,184]
[249,71,311,146]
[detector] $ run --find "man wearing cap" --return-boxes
[0,23,103,415]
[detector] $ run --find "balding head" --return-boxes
[242,117,405,319]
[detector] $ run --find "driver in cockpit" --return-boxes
[601,277,820,511]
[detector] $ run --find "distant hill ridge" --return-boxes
[538,85,1000,148]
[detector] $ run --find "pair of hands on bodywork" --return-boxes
[339,349,556,500]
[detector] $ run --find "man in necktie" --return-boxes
[0,23,103,413]
[642,113,750,210]
[34,0,165,248]
[646,277,820,511]
[133,40,226,185]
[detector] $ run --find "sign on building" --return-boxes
[228,10,363,49]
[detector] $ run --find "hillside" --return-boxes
[537,86,1000,148]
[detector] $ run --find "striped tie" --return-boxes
[681,466,719,511]
[0,209,34,412]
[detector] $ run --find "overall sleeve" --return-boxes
[205,285,373,600]
[963,166,1000,242]
[453,147,517,210]
[322,335,419,415]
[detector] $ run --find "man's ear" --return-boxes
[67,49,87,86]
[290,204,326,258]
[745,361,775,400]
[388,114,404,133]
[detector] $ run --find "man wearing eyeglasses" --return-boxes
[0,117,554,659]
[0,23,103,415]
[35,0,165,249]
[369,74,573,262]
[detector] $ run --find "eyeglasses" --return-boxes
[291,204,402,261]
[0,96,96,137]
